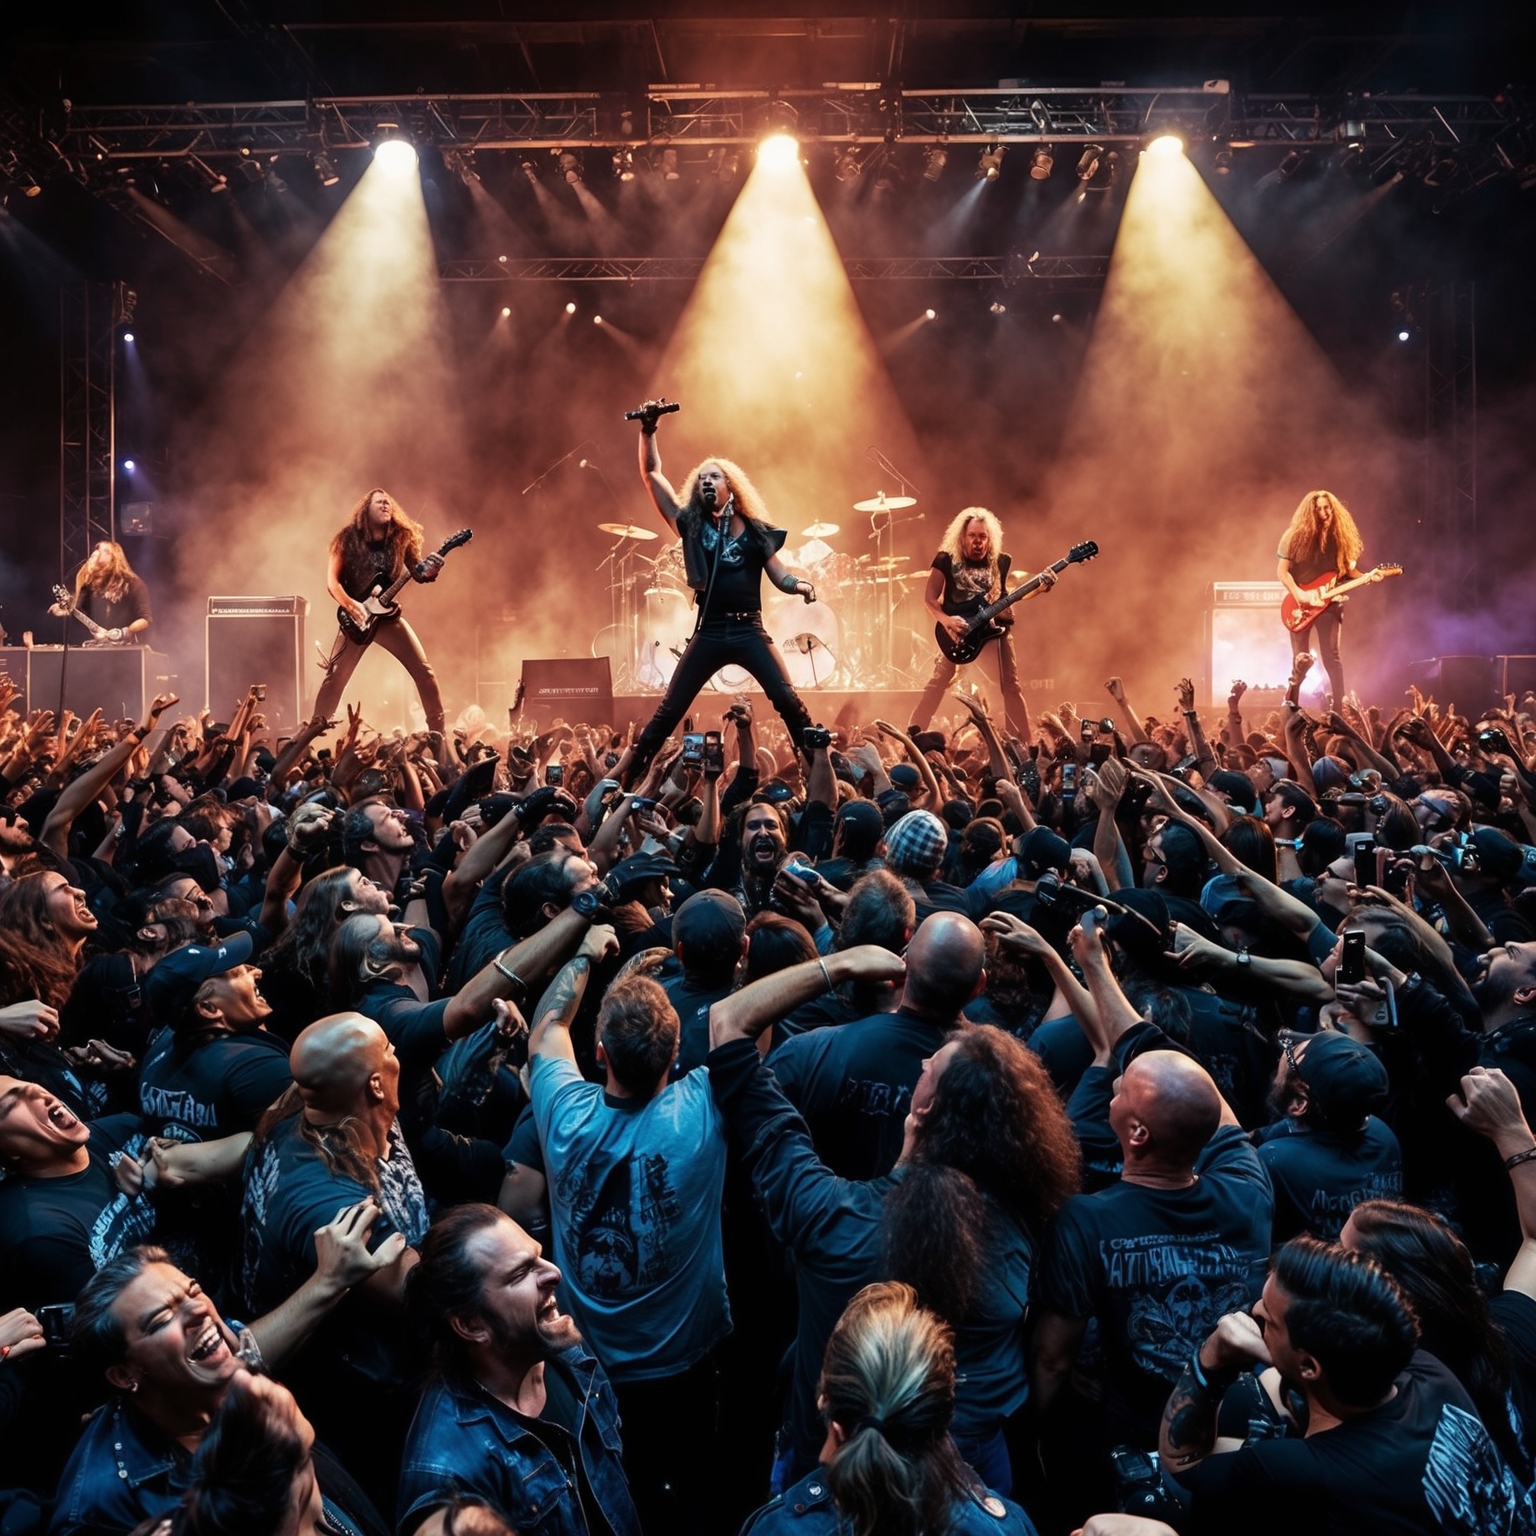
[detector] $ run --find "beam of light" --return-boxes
[173,148,467,729]
[1046,140,1400,700]
[1147,134,1185,158]
[650,125,925,533]
[758,134,799,172]
[374,139,418,174]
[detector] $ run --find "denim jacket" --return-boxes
[740,1467,1038,1536]
[50,1398,187,1536]
[397,1347,640,1536]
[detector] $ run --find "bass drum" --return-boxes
[767,594,840,689]
[636,587,695,690]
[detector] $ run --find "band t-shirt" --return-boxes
[1038,1123,1274,1447]
[137,1026,293,1141]
[81,575,152,637]
[530,1054,730,1383]
[0,1115,156,1308]
[933,551,1015,620]
[1255,1115,1403,1243]
[1178,1351,1536,1536]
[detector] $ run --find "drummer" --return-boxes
[623,400,817,784]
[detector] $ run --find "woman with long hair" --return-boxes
[1276,490,1366,706]
[627,404,816,783]
[47,539,153,644]
[313,487,446,735]
[741,1282,1037,1536]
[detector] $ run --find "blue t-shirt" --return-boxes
[530,1054,731,1383]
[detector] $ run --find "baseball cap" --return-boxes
[672,890,747,972]
[606,851,679,902]
[1471,826,1524,882]
[1288,1030,1388,1120]
[145,932,255,1022]
[883,810,948,881]
[888,763,922,793]
[1017,826,1072,880]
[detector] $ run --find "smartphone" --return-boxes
[784,857,821,887]
[544,763,564,786]
[703,730,725,772]
[1339,930,1367,985]
[1060,762,1077,802]
[1089,742,1112,767]
[1353,843,1378,890]
[38,1303,74,1351]
[681,732,705,767]
[1080,718,1095,743]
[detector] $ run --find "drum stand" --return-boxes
[592,536,655,692]
[865,498,926,688]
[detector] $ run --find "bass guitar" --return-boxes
[1281,564,1402,635]
[338,529,473,643]
[935,540,1099,665]
[51,584,127,645]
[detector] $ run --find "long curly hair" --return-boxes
[1279,490,1363,575]
[261,866,366,987]
[0,927,78,1011]
[0,875,86,1000]
[937,507,1004,601]
[818,1282,973,1536]
[73,541,135,605]
[674,457,773,540]
[330,488,424,580]
[253,1083,381,1194]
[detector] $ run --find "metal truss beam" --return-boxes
[59,281,124,581]
[441,255,1025,282]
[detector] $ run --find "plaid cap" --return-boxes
[882,810,949,880]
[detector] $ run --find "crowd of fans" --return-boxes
[2,648,1536,1536]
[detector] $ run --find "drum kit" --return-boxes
[590,490,928,694]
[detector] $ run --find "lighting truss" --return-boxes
[441,255,1013,282]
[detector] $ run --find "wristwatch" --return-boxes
[1235,948,1252,969]
[570,888,603,920]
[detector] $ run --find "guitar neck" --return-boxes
[974,556,1070,626]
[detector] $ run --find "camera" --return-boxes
[1108,1446,1183,1523]
[803,724,832,751]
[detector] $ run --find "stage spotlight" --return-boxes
[612,149,636,181]
[21,174,41,198]
[374,139,418,174]
[443,149,480,188]
[268,171,289,195]
[123,459,136,472]
[976,145,1005,181]
[313,152,340,187]
[989,300,1007,315]
[834,148,862,183]
[1029,147,1053,181]
[759,134,799,172]
[500,306,511,318]
[922,146,948,182]
[1051,313,1062,323]
[593,315,603,325]
[710,147,741,183]
[123,331,135,343]
[660,147,681,181]
[1398,328,1411,342]
[565,301,577,314]
[1213,148,1234,175]
[557,151,582,185]
[1147,134,1184,158]
[1077,146,1104,182]
[1275,150,1305,183]
[520,159,539,184]
[924,308,936,320]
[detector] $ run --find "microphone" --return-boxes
[624,400,681,422]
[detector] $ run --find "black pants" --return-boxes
[912,630,1031,740]
[632,615,812,772]
[1289,605,1344,704]
[613,1353,720,1536]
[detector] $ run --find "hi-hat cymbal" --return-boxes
[802,521,840,538]
[598,522,659,541]
[853,493,917,513]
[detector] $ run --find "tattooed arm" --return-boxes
[1159,1312,1272,1471]
[527,926,620,1064]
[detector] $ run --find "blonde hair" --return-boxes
[74,541,135,605]
[818,1282,972,1536]
[1280,490,1363,575]
[675,457,773,539]
[938,507,1004,601]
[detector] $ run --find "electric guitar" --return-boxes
[51,584,128,645]
[337,529,474,643]
[935,541,1099,665]
[1281,564,1402,635]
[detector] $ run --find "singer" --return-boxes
[625,398,815,781]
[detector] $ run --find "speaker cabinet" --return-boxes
[18,646,171,720]
[1406,656,1499,715]
[518,657,614,728]
[1499,657,1536,702]
[206,598,308,731]
[1204,583,1293,707]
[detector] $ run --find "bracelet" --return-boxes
[131,726,151,742]
[816,957,834,995]
[493,953,528,1000]
[1505,1146,1536,1172]
[1188,1349,1239,1396]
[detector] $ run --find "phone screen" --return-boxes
[544,764,564,786]
[1339,931,1367,985]
[703,731,724,771]
[1353,844,1378,890]
[682,732,705,766]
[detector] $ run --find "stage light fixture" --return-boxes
[313,153,340,187]
[443,149,480,188]
[500,307,511,318]
[1077,146,1104,181]
[989,300,1007,315]
[374,139,418,174]
[565,301,577,314]
[1147,134,1184,158]
[557,151,582,185]
[834,148,862,183]
[268,171,289,194]
[1398,328,1411,342]
[123,331,135,343]
[123,459,136,472]
[660,147,681,181]
[922,146,948,182]
[1213,149,1234,175]
[612,149,636,181]
[976,145,1005,181]
[1276,150,1304,182]
[21,174,41,198]
[520,159,539,184]
[759,134,799,172]
[710,147,741,183]
[594,315,603,325]
[1029,147,1053,181]
[924,308,936,320]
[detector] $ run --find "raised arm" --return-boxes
[710,946,907,1048]
[636,403,683,530]
[527,928,619,1065]
[1104,676,1151,746]
[1448,1068,1536,1300]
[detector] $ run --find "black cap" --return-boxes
[145,933,255,1021]
[1289,1030,1388,1119]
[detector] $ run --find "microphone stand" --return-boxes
[521,440,594,496]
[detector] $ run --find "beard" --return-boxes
[747,833,783,869]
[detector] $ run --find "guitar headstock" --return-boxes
[1371,563,1403,581]
[1068,540,1100,564]
[51,584,72,608]
[441,528,474,554]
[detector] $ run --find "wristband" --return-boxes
[1505,1146,1536,1172]
[778,572,801,594]
[493,952,528,1002]
[1189,1349,1239,1396]
[816,958,833,995]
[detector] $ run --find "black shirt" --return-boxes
[659,971,735,1076]
[932,550,1015,619]
[138,1025,293,1141]
[679,513,786,617]
[1179,1351,1536,1536]
[82,575,152,636]
[1255,1115,1403,1243]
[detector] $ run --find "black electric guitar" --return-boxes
[935,540,1100,665]
[337,528,473,643]
[51,584,127,645]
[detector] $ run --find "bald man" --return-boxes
[241,1011,428,1509]
[1031,962,1273,1456]
[766,911,986,1179]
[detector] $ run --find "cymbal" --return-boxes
[802,521,840,539]
[870,556,910,568]
[853,493,917,513]
[598,522,659,541]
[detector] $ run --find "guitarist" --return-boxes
[48,540,152,644]
[315,487,446,735]
[1276,489,1365,707]
[911,507,1053,738]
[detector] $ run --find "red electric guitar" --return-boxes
[1280,564,1402,635]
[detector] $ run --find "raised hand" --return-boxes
[313,1199,408,1291]
[1177,678,1196,712]
[1104,676,1127,703]
[0,1001,60,1042]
